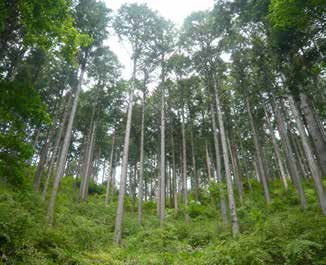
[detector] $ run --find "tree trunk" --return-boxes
[114,54,136,244]
[46,58,86,225]
[210,102,228,224]
[33,120,58,192]
[105,131,116,206]
[264,105,288,190]
[205,142,213,184]
[191,130,199,202]
[79,119,97,201]
[290,131,310,179]
[83,121,97,201]
[227,136,243,204]
[272,97,307,209]
[42,93,72,200]
[288,94,326,215]
[246,97,271,204]
[138,79,146,223]
[159,68,166,226]
[181,96,188,222]
[300,93,326,175]
[171,130,177,211]
[239,141,252,192]
[212,75,239,236]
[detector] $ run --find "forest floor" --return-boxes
[1,172,326,264]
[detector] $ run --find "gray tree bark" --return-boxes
[300,93,326,175]
[190,130,199,202]
[288,94,326,215]
[42,93,72,200]
[272,97,307,209]
[212,75,239,236]
[210,102,228,224]
[105,131,116,206]
[46,59,86,225]
[114,55,136,244]
[227,136,243,204]
[138,76,146,223]
[263,105,288,190]
[246,97,271,204]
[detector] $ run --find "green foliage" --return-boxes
[284,239,323,265]
[1,176,326,264]
[268,0,325,31]
[17,0,89,61]
[0,81,50,186]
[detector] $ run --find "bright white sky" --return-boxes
[104,0,214,79]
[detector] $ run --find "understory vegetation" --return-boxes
[1,0,325,264]
[1,174,326,265]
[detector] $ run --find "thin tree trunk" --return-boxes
[160,79,165,227]
[300,93,326,175]
[228,136,243,204]
[171,130,177,211]
[288,94,326,215]
[105,131,116,206]
[33,121,57,192]
[79,119,97,201]
[114,54,136,244]
[264,105,288,190]
[239,142,252,192]
[212,75,239,236]
[138,78,146,223]
[102,159,106,184]
[131,164,136,212]
[42,93,72,200]
[83,121,97,201]
[210,102,228,224]
[46,59,86,225]
[272,97,307,209]
[191,130,199,202]
[290,131,310,179]
[181,95,188,222]
[246,97,271,204]
[205,142,213,184]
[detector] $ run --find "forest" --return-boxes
[0,0,326,264]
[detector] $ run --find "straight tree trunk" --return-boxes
[131,164,136,212]
[138,79,146,223]
[205,142,213,183]
[105,131,116,206]
[272,97,307,209]
[210,102,228,224]
[212,75,239,236]
[290,131,310,179]
[46,59,86,225]
[294,130,311,178]
[246,97,271,204]
[181,97,188,220]
[288,94,326,215]
[83,121,97,201]
[171,130,177,211]
[300,93,326,175]
[191,130,199,202]
[159,88,165,225]
[33,121,57,192]
[239,142,252,192]
[79,119,97,201]
[42,93,72,200]
[227,136,243,204]
[114,55,136,244]
[264,105,288,190]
